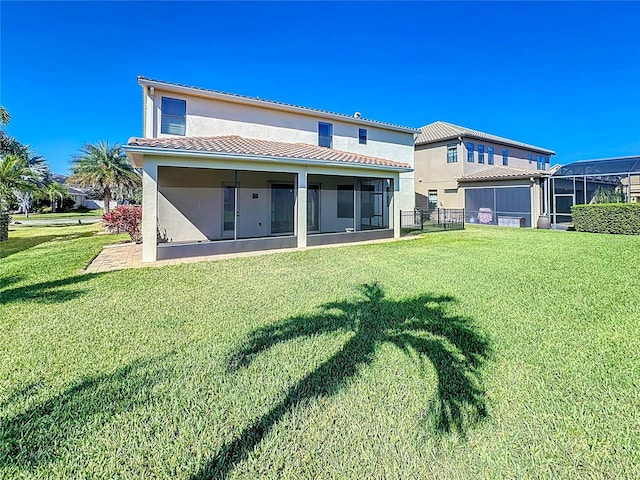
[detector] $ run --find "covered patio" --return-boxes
[125,136,409,262]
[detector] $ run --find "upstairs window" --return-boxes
[359,128,367,145]
[447,143,458,163]
[528,153,533,165]
[488,146,494,165]
[161,97,186,135]
[502,149,509,166]
[536,155,542,170]
[319,122,333,148]
[478,145,485,164]
[467,142,474,162]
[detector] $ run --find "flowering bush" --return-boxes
[103,205,142,242]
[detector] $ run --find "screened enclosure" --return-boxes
[465,187,532,227]
[550,156,640,226]
[154,166,395,258]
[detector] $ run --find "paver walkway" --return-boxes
[85,235,417,273]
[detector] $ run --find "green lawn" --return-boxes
[1,224,639,479]
[15,209,102,220]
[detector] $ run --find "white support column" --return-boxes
[142,161,158,262]
[297,170,308,248]
[393,176,400,238]
[144,86,155,138]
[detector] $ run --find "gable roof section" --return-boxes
[125,135,412,170]
[138,77,420,134]
[416,121,555,155]
[457,165,551,182]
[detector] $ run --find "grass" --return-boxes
[15,209,102,220]
[1,224,639,479]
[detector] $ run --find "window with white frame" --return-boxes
[478,145,485,164]
[467,142,474,162]
[161,97,186,135]
[502,149,509,166]
[488,146,494,165]
[318,122,333,148]
[447,143,458,163]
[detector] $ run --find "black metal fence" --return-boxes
[400,208,465,234]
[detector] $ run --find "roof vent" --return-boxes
[354,112,361,118]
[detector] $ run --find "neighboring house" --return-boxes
[124,77,418,262]
[414,121,556,227]
[51,174,112,210]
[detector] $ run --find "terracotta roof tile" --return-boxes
[416,121,555,155]
[127,135,411,169]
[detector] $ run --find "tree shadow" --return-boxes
[1,274,100,305]
[193,283,492,479]
[0,229,96,259]
[0,351,177,469]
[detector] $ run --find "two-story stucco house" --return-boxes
[414,121,556,227]
[123,77,418,262]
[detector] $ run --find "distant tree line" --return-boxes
[0,106,141,220]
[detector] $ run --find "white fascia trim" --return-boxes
[138,78,420,135]
[123,145,414,173]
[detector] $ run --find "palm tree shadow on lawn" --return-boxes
[193,283,492,479]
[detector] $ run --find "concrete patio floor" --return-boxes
[84,235,417,273]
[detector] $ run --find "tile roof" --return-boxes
[457,166,551,182]
[138,77,420,133]
[416,121,556,155]
[126,135,411,169]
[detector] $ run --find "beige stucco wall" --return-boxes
[148,88,414,166]
[145,87,415,213]
[414,136,552,211]
[461,139,550,176]
[414,141,464,208]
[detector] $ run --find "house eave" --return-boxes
[123,145,413,173]
[416,134,556,156]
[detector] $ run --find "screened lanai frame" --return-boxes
[154,165,396,260]
[550,156,640,226]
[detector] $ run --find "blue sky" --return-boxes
[2,1,639,174]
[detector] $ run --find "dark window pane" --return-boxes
[318,122,333,148]
[337,184,354,218]
[162,97,186,116]
[161,97,186,135]
[359,128,367,144]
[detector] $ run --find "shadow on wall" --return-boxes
[415,192,429,209]
[193,282,493,479]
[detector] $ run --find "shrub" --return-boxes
[590,186,625,204]
[572,203,640,235]
[103,205,142,242]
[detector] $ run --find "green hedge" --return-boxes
[571,203,640,235]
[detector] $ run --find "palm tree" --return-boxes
[0,106,10,127]
[45,181,69,212]
[0,154,38,213]
[67,141,140,214]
